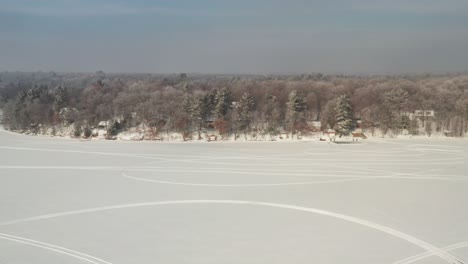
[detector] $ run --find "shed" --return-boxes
[324,129,336,137]
[352,132,367,140]
[444,131,454,137]
[97,120,110,129]
[352,132,367,138]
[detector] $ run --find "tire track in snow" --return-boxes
[0,200,463,263]
[121,171,374,186]
[0,146,464,166]
[121,172,464,187]
[1,166,466,181]
[0,233,112,264]
[394,240,468,264]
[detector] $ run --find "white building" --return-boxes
[402,110,435,120]
[415,110,435,117]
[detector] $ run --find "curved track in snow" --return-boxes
[0,200,464,264]
[0,233,112,264]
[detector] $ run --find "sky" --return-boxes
[1,0,468,74]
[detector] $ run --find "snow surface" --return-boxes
[0,128,467,264]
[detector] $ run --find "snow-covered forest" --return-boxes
[0,71,467,140]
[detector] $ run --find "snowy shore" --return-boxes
[2,126,466,144]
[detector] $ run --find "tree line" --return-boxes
[0,72,467,138]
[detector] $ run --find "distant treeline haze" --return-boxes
[0,72,467,138]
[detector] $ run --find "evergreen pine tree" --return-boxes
[182,85,193,114]
[213,87,231,119]
[334,95,355,137]
[236,92,255,134]
[53,85,68,112]
[286,90,305,136]
[263,94,280,133]
[190,96,205,139]
[381,88,410,132]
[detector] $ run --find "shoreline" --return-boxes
[2,127,466,144]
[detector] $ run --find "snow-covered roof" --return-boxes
[98,121,110,127]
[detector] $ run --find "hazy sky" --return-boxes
[1,0,468,74]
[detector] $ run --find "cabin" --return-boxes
[324,129,336,137]
[97,121,111,129]
[307,121,322,132]
[352,132,367,141]
[402,110,435,120]
[356,120,362,129]
[205,117,217,129]
[415,110,435,117]
[322,129,336,142]
[444,131,455,137]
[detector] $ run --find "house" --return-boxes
[356,120,362,129]
[97,121,111,129]
[324,129,336,137]
[415,110,435,117]
[444,131,455,137]
[207,134,217,141]
[307,121,322,132]
[205,117,217,129]
[401,110,435,120]
[322,129,336,141]
[352,132,367,141]
[403,110,436,128]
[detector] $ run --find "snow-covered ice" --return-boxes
[1,129,467,264]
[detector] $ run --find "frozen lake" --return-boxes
[1,130,467,264]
